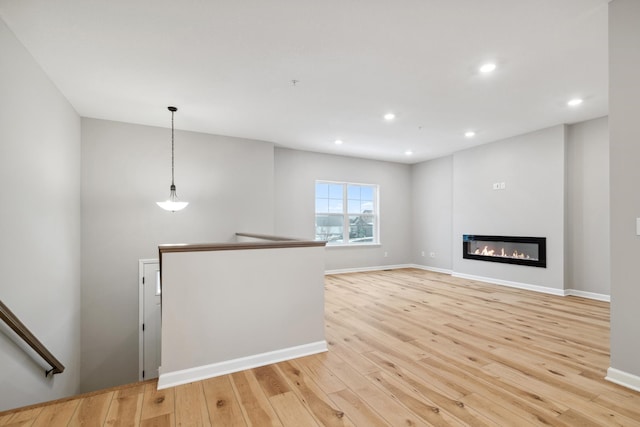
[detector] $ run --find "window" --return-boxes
[315,181,379,245]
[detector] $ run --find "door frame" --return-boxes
[138,258,159,381]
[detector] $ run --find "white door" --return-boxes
[139,260,161,380]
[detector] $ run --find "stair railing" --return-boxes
[0,299,65,376]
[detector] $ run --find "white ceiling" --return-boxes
[0,0,609,163]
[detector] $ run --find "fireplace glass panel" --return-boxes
[462,235,546,268]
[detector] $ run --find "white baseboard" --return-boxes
[451,272,567,296]
[410,264,453,274]
[157,341,327,390]
[325,264,413,275]
[606,367,640,392]
[325,266,610,302]
[566,289,610,302]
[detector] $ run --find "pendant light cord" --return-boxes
[157,105,187,211]
[171,108,175,187]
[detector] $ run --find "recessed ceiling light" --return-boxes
[567,98,583,107]
[334,139,343,145]
[384,113,395,121]
[479,63,496,73]
[465,131,476,138]
[405,150,413,156]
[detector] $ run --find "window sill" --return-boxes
[325,243,382,249]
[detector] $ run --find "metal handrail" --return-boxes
[0,299,65,377]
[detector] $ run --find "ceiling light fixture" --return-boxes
[157,106,189,212]
[567,98,583,107]
[479,63,496,73]
[334,139,343,145]
[405,150,413,156]
[384,113,395,121]
[465,131,476,138]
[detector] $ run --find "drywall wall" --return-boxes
[411,120,610,294]
[452,125,566,290]
[159,245,325,388]
[80,118,274,392]
[566,117,610,296]
[274,148,411,271]
[0,18,81,411]
[411,156,453,270]
[609,0,640,384]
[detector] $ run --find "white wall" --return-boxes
[566,117,610,296]
[80,118,275,392]
[0,18,81,411]
[411,156,453,270]
[274,148,412,271]
[609,0,640,384]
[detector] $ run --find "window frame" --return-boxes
[314,180,380,246]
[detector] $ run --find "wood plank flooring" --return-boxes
[2,269,639,426]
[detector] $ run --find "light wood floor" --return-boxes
[2,269,639,426]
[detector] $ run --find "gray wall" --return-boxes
[452,125,566,289]
[410,156,453,270]
[80,118,274,392]
[412,126,569,290]
[412,121,610,295]
[274,148,412,271]
[160,245,325,385]
[566,117,610,295]
[0,19,81,411]
[609,0,640,380]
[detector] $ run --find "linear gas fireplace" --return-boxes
[463,235,546,268]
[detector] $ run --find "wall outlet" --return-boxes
[430,252,436,258]
[493,182,506,190]
[421,251,425,257]
[384,251,388,257]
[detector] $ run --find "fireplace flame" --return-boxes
[473,245,533,260]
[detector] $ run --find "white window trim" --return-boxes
[325,243,382,249]
[315,180,380,246]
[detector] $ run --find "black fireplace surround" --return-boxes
[462,235,546,268]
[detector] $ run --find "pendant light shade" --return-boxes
[157,106,189,212]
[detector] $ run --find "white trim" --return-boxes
[325,266,610,302]
[325,264,413,275]
[157,341,328,390]
[409,264,454,274]
[325,243,381,249]
[138,258,159,382]
[315,180,380,246]
[606,367,640,392]
[451,272,567,296]
[565,289,610,302]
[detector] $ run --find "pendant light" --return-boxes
[157,106,189,212]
